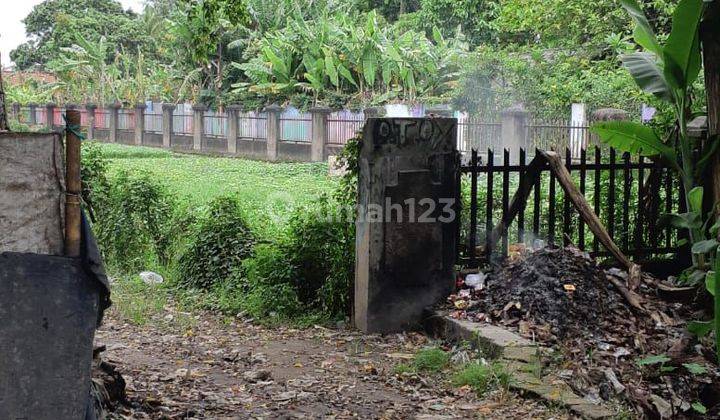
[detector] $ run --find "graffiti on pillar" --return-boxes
[372,118,455,152]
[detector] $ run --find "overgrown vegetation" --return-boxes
[83,142,354,324]
[394,346,513,397]
[590,0,719,362]
[452,362,512,396]
[177,196,255,290]
[6,0,683,117]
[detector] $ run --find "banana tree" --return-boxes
[593,0,720,364]
[591,0,709,253]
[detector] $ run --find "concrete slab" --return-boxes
[424,310,614,419]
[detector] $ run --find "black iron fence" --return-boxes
[457,147,685,267]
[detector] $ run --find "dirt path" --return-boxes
[96,304,563,419]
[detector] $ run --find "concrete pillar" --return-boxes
[85,104,97,140]
[226,105,242,154]
[108,102,121,143]
[11,103,20,122]
[192,104,207,151]
[310,106,331,162]
[265,104,282,161]
[354,118,459,333]
[501,105,528,161]
[45,103,56,130]
[569,103,588,155]
[134,103,146,146]
[27,103,38,126]
[162,103,175,148]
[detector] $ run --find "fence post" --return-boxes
[570,103,588,156]
[27,103,38,126]
[12,103,20,122]
[501,105,527,162]
[45,103,56,130]
[134,103,146,146]
[108,102,121,143]
[162,103,175,148]
[192,104,206,151]
[310,106,331,162]
[85,104,96,140]
[226,105,241,154]
[265,104,282,161]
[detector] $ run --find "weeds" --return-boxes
[452,362,513,396]
[395,347,451,374]
[88,143,352,325]
[110,276,168,326]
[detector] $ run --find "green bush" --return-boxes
[224,197,353,321]
[95,170,176,273]
[177,196,255,289]
[81,141,110,220]
[239,244,301,318]
[284,197,354,315]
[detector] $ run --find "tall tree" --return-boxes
[10,0,143,69]
[169,0,250,105]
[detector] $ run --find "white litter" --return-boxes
[464,272,487,290]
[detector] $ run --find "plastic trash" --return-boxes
[139,271,164,285]
[464,272,486,290]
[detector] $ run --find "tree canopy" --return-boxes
[7,0,688,117]
[11,0,144,69]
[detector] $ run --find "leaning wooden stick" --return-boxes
[539,150,642,290]
[486,154,546,253]
[65,109,82,257]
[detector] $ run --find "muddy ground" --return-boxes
[95,303,567,419]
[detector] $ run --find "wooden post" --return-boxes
[12,103,20,123]
[64,109,82,257]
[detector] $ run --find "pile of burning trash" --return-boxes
[451,246,640,343]
[444,246,720,418]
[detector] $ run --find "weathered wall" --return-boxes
[355,118,459,333]
[0,132,65,255]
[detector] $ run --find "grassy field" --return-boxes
[97,143,338,236]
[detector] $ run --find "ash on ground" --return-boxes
[444,246,720,418]
[484,247,630,340]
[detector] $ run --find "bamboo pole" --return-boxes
[65,109,82,257]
